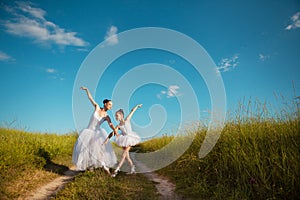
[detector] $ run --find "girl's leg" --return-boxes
[112,147,127,177]
[116,147,127,170]
[125,146,136,173]
[125,146,133,167]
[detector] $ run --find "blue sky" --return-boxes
[0,0,299,136]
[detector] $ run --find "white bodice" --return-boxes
[119,120,133,136]
[87,110,106,130]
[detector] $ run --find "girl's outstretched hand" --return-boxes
[80,86,88,90]
[137,104,142,108]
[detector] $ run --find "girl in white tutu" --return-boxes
[72,87,117,174]
[105,104,142,177]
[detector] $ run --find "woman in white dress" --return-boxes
[108,104,142,177]
[72,87,117,174]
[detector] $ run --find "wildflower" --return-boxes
[250,178,256,184]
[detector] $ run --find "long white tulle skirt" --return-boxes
[72,127,117,171]
[115,132,141,147]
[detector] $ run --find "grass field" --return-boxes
[0,98,299,199]
[138,98,300,199]
[55,170,160,199]
[0,129,159,199]
[0,128,77,199]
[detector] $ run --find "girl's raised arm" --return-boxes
[81,86,99,108]
[125,104,142,121]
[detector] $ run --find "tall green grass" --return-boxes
[55,170,160,200]
[0,96,299,199]
[0,128,77,199]
[0,129,159,200]
[139,98,300,199]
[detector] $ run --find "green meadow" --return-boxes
[139,119,299,199]
[139,98,300,199]
[0,129,77,199]
[0,129,159,199]
[0,98,299,199]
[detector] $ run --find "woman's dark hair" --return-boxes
[103,99,111,104]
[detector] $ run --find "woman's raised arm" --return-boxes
[81,86,99,108]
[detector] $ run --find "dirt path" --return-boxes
[24,157,181,200]
[24,164,181,200]
[24,167,79,200]
[142,170,183,200]
[132,154,183,200]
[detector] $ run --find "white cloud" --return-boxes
[46,68,56,73]
[167,85,180,97]
[285,12,300,30]
[158,85,181,99]
[2,1,88,47]
[0,51,15,62]
[104,26,119,46]
[216,54,239,75]
[45,68,64,81]
[259,53,270,61]
[76,48,89,52]
[16,1,46,20]
[168,59,176,64]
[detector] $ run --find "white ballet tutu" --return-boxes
[72,127,117,171]
[115,132,141,147]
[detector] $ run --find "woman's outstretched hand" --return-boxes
[137,104,142,108]
[80,86,88,91]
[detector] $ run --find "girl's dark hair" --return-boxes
[103,99,111,104]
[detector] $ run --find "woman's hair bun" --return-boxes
[103,99,111,104]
